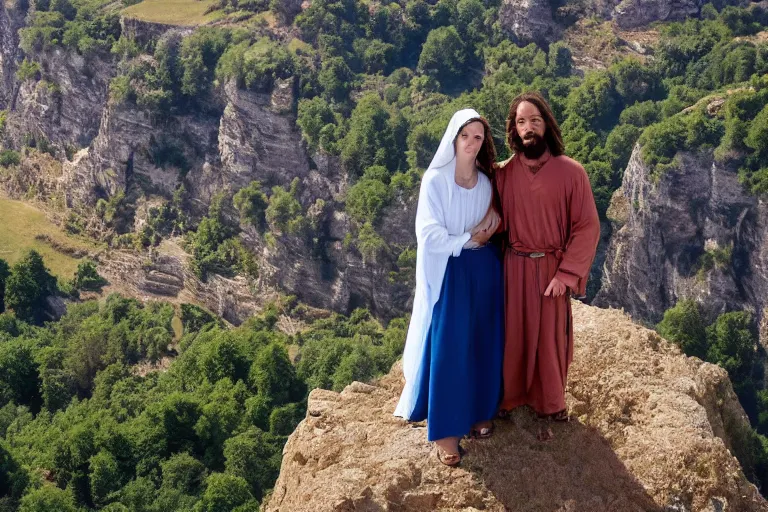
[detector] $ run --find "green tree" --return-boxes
[605,124,642,173]
[249,343,305,406]
[548,42,572,78]
[340,93,400,176]
[0,259,9,313]
[89,450,121,507]
[265,178,307,236]
[318,57,354,103]
[417,26,467,90]
[565,71,620,132]
[224,428,281,500]
[297,97,336,152]
[269,402,306,435]
[345,178,392,224]
[73,260,107,291]
[706,311,757,384]
[609,58,663,106]
[5,250,56,324]
[19,485,79,512]
[233,182,268,232]
[746,104,768,158]
[196,473,255,512]
[161,452,207,495]
[656,299,708,359]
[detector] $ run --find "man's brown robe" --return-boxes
[494,154,600,415]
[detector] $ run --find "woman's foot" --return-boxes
[470,420,494,439]
[434,437,462,466]
[551,409,569,422]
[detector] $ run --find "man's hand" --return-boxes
[470,207,500,246]
[544,276,566,297]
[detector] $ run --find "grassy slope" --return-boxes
[0,197,101,279]
[121,0,223,26]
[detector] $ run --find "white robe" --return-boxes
[395,108,493,419]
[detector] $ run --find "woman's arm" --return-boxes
[416,172,471,256]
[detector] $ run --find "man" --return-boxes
[493,92,600,440]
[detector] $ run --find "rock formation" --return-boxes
[266,302,767,512]
[595,144,768,341]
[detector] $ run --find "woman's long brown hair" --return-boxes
[453,116,497,178]
[505,92,565,157]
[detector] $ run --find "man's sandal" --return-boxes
[470,422,495,439]
[551,409,569,422]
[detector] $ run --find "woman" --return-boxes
[394,108,504,466]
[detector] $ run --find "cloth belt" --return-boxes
[508,246,564,261]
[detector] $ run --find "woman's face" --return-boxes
[455,121,485,162]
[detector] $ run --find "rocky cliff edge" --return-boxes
[266,302,768,512]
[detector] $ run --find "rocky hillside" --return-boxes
[595,143,761,326]
[266,302,767,512]
[0,0,752,325]
[595,101,768,348]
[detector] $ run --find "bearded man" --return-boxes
[494,92,600,440]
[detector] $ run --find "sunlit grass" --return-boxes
[122,0,222,26]
[0,198,101,279]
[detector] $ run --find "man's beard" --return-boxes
[520,133,547,159]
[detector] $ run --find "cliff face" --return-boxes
[594,145,768,337]
[501,0,715,45]
[0,8,419,322]
[266,302,767,512]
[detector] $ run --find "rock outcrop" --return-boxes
[266,302,767,512]
[499,0,728,45]
[500,0,561,46]
[96,239,270,325]
[594,145,768,337]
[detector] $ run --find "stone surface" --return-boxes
[266,302,767,512]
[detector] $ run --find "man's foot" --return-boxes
[536,423,554,442]
[551,409,569,422]
[434,437,462,466]
[470,420,494,439]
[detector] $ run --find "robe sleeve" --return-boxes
[416,171,471,257]
[491,164,507,236]
[555,165,600,296]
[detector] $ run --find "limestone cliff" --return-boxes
[0,5,418,323]
[266,302,767,512]
[500,0,728,45]
[594,144,768,340]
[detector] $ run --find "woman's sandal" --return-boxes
[435,444,465,467]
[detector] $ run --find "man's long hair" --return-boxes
[454,116,497,178]
[506,92,565,157]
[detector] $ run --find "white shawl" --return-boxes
[394,108,483,418]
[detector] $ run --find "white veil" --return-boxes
[426,108,483,174]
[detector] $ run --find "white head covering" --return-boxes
[427,108,484,173]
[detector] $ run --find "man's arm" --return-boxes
[553,166,601,297]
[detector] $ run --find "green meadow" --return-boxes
[0,197,100,279]
[122,0,222,26]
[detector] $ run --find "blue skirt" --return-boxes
[410,244,504,441]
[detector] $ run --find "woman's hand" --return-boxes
[469,207,500,246]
